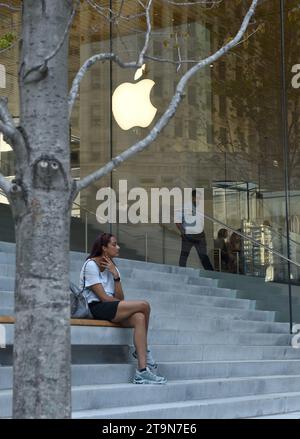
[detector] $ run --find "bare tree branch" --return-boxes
[0,97,18,145]
[144,54,197,65]
[0,97,15,125]
[0,2,20,11]
[164,0,222,6]
[69,0,154,117]
[144,26,260,66]
[0,97,28,163]
[68,54,139,118]
[86,0,147,21]
[0,119,15,139]
[116,0,125,20]
[86,0,114,20]
[174,32,183,72]
[22,0,80,82]
[0,173,12,195]
[74,0,259,197]
[137,0,153,66]
[44,0,80,65]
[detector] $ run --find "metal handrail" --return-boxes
[159,213,300,269]
[245,219,300,249]
[72,200,145,240]
[72,199,300,269]
[1,187,300,268]
[202,211,300,269]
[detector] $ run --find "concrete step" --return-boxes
[1,324,292,347]
[3,375,300,418]
[0,287,254,311]
[123,288,254,310]
[0,242,292,291]
[0,247,198,276]
[69,360,300,386]
[96,259,200,277]
[72,391,300,419]
[2,260,297,317]
[0,282,239,300]
[199,269,284,290]
[123,280,238,299]
[101,280,238,299]
[0,300,289,334]
[0,299,276,323]
[51,343,300,365]
[148,345,300,361]
[237,289,300,305]
[123,268,217,287]
[2,344,300,367]
[67,375,300,413]
[0,274,220,294]
[0,268,219,291]
[0,308,288,334]
[0,248,212,282]
[0,263,207,284]
[248,411,300,419]
[1,241,298,419]
[0,242,15,253]
[2,360,300,390]
[148,314,286,333]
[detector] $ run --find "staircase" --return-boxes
[1,241,300,419]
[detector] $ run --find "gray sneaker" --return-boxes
[132,349,158,371]
[133,367,167,385]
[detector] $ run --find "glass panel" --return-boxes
[286,0,300,324]
[1,0,299,324]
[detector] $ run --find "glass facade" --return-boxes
[1,1,300,320]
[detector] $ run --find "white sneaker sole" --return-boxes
[133,379,167,385]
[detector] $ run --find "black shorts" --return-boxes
[88,300,120,321]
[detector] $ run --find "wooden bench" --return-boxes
[0,316,122,328]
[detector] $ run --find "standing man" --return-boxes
[175,189,214,270]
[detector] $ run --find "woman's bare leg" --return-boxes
[111,300,151,353]
[118,313,147,370]
[111,300,150,332]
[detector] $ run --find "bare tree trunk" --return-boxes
[12,0,72,419]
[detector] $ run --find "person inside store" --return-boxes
[228,230,243,274]
[175,189,214,270]
[214,228,230,271]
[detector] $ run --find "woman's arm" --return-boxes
[114,278,124,301]
[99,257,125,301]
[90,283,120,302]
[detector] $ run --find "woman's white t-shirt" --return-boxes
[79,259,120,304]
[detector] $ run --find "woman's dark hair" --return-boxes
[87,233,114,260]
[217,228,228,239]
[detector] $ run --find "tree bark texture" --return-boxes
[12,0,72,419]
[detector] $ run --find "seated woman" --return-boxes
[79,233,167,385]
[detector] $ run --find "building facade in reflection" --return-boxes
[1,0,300,280]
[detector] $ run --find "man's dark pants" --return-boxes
[179,233,214,271]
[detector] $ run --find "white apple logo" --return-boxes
[112,64,157,130]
